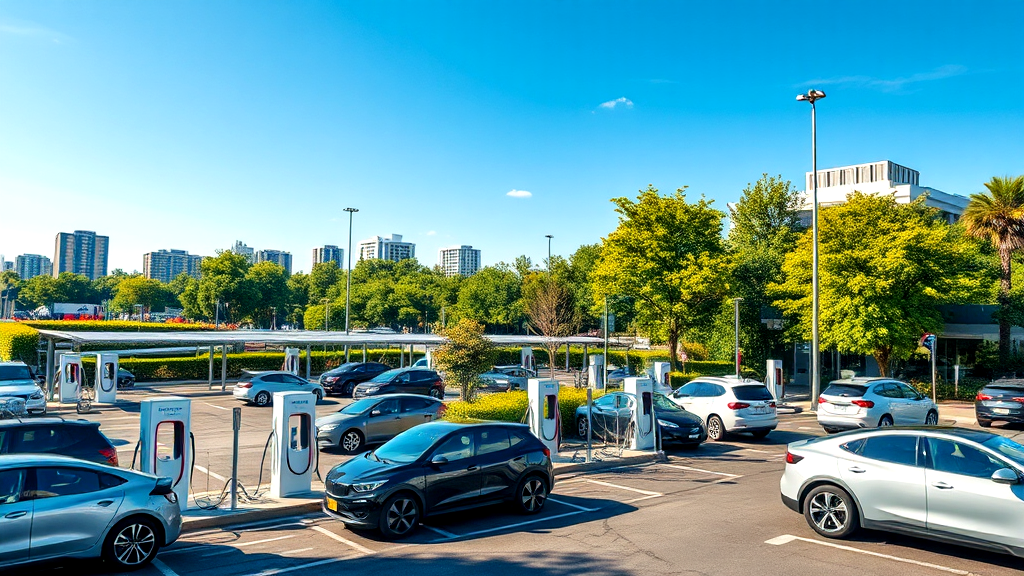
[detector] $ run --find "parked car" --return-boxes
[0,362,46,415]
[117,368,136,389]
[781,427,1024,557]
[605,366,637,388]
[667,376,777,441]
[0,454,182,570]
[323,421,553,538]
[575,392,706,448]
[352,368,445,400]
[232,371,325,406]
[319,362,391,397]
[817,377,938,433]
[478,365,536,391]
[975,378,1024,427]
[0,418,120,466]
[411,358,429,368]
[316,394,446,454]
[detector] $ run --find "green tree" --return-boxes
[303,303,346,331]
[0,271,20,316]
[246,261,291,328]
[92,269,133,303]
[111,276,172,314]
[307,261,340,304]
[961,175,1024,365]
[181,251,256,322]
[593,185,732,369]
[454,265,523,332]
[19,273,98,309]
[433,319,496,401]
[771,192,994,376]
[523,274,580,378]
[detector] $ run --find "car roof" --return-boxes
[0,417,100,428]
[0,453,99,466]
[355,393,441,401]
[0,361,29,366]
[809,426,1001,445]
[826,377,892,385]
[418,420,529,432]
[688,376,765,387]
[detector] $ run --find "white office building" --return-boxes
[230,241,256,264]
[256,249,293,274]
[312,245,343,267]
[358,234,416,262]
[438,245,481,277]
[143,249,202,282]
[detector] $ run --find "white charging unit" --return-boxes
[587,354,605,389]
[766,360,784,401]
[271,391,316,498]
[140,397,192,508]
[283,347,301,376]
[58,354,84,404]
[650,362,672,395]
[527,378,560,454]
[521,346,535,371]
[624,377,656,450]
[95,353,119,404]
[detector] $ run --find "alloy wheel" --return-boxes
[925,411,938,425]
[342,431,362,452]
[577,417,589,438]
[386,498,417,535]
[255,392,270,406]
[112,522,157,566]
[707,417,723,440]
[429,388,442,399]
[521,478,547,512]
[808,491,849,534]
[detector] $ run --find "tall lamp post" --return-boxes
[796,89,826,409]
[733,297,743,378]
[545,235,553,271]
[344,207,359,335]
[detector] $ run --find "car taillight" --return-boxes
[976,392,992,401]
[99,447,118,466]
[237,382,252,388]
[769,402,777,408]
[852,400,875,408]
[437,403,447,416]
[542,447,551,458]
[727,402,750,410]
[1014,397,1024,404]
[785,451,804,464]
[818,396,828,404]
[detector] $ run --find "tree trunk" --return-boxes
[667,321,680,372]
[873,348,891,378]
[998,247,1013,368]
[548,344,556,380]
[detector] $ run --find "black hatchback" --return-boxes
[323,422,554,538]
[353,368,445,400]
[976,379,1024,427]
[319,362,391,397]
[0,418,119,466]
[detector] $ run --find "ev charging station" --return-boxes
[58,354,84,404]
[283,348,301,376]
[766,359,784,401]
[521,346,535,372]
[527,378,560,454]
[650,362,672,395]
[624,377,656,450]
[587,355,605,389]
[271,391,316,498]
[95,353,119,404]
[140,397,192,508]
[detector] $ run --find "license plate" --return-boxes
[688,434,699,439]
[326,497,338,512]
[752,406,770,414]
[994,408,1011,415]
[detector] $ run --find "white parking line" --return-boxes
[310,525,375,554]
[280,547,315,556]
[152,559,182,576]
[430,510,589,541]
[421,524,460,538]
[547,497,601,512]
[205,402,232,411]
[179,520,307,540]
[249,557,346,576]
[583,479,662,496]
[662,464,741,478]
[765,534,971,575]
[200,534,297,557]
[194,464,229,482]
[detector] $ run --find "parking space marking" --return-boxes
[765,534,971,575]
[200,534,297,557]
[280,547,315,556]
[179,520,307,540]
[430,510,589,542]
[249,557,346,576]
[152,559,182,576]
[547,497,601,512]
[205,402,233,411]
[662,464,741,478]
[194,464,229,482]
[310,525,375,554]
[583,479,663,497]
[421,524,460,539]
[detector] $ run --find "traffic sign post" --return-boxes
[920,334,937,403]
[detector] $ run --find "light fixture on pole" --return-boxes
[344,207,359,335]
[796,88,825,409]
[733,297,743,378]
[545,235,553,271]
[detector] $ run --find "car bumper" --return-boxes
[232,389,254,401]
[352,388,383,399]
[317,430,341,448]
[817,414,872,430]
[25,397,46,414]
[322,493,382,528]
[976,403,1024,423]
[660,426,706,444]
[727,415,778,432]
[781,493,800,513]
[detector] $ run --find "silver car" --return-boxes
[781,427,1024,557]
[0,454,182,570]
[316,394,445,454]
[233,370,325,406]
[817,377,938,432]
[0,362,47,415]
[479,366,536,391]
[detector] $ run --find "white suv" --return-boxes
[817,377,938,433]
[667,376,777,441]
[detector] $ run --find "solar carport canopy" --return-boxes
[36,330,604,347]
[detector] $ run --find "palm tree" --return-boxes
[962,175,1024,365]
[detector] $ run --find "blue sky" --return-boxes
[1,1,1022,274]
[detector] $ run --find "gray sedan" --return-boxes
[479,366,536,391]
[316,394,445,454]
[0,454,182,570]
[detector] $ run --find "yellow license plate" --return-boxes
[326,497,338,512]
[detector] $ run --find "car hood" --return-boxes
[316,412,361,427]
[327,451,414,485]
[656,409,703,427]
[0,382,42,396]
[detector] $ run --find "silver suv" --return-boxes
[0,362,46,415]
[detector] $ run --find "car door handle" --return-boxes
[847,466,866,473]
[4,511,27,519]
[932,482,954,490]
[97,500,115,507]
[467,466,480,472]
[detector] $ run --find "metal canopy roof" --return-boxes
[36,329,605,348]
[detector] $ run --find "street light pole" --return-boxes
[344,207,359,335]
[322,298,331,331]
[545,235,553,271]
[797,89,826,409]
[733,298,743,378]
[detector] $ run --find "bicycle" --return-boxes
[569,368,589,389]
[77,383,93,414]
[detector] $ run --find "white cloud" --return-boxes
[803,65,968,93]
[426,230,437,236]
[598,97,634,110]
[506,189,532,198]
[0,20,71,43]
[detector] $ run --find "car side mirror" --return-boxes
[991,468,1019,485]
[370,409,382,417]
[430,455,449,465]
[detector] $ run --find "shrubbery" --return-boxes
[21,320,216,332]
[909,377,988,402]
[0,323,40,363]
[443,386,604,437]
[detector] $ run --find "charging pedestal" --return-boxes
[651,362,672,395]
[766,360,784,401]
[425,347,434,369]
[283,348,301,376]
[271,391,316,498]
[140,397,192,508]
[95,353,119,404]
[521,346,535,372]
[527,378,560,454]
[58,354,84,404]
[624,377,656,450]
[587,355,605,389]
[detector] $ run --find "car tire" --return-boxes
[749,429,770,440]
[577,416,590,439]
[978,418,993,428]
[878,415,894,427]
[343,382,355,398]
[254,391,271,407]
[340,429,364,454]
[706,415,726,441]
[103,516,161,570]
[803,485,859,539]
[925,410,938,425]
[429,387,443,399]
[313,389,323,403]
[514,474,549,514]
[378,492,421,539]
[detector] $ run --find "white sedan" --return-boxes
[232,371,325,406]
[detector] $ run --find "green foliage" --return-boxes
[110,276,173,314]
[433,319,496,401]
[908,377,989,402]
[18,273,99,309]
[246,262,291,328]
[180,251,257,322]
[452,265,523,331]
[302,304,347,331]
[443,387,604,437]
[0,323,40,364]
[22,320,215,331]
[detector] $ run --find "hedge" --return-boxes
[667,368,761,389]
[21,320,217,332]
[443,386,605,437]
[0,323,40,364]
[909,377,988,402]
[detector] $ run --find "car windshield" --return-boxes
[0,366,32,382]
[368,369,403,384]
[652,393,684,412]
[373,425,451,464]
[982,435,1024,468]
[822,384,868,397]
[340,398,380,415]
[333,363,359,372]
[733,385,774,401]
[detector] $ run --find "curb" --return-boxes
[553,452,662,476]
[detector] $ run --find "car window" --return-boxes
[369,369,403,383]
[401,397,434,413]
[373,399,400,416]
[881,384,904,399]
[858,435,919,467]
[31,467,102,499]
[899,384,922,400]
[652,393,684,412]
[677,383,699,397]
[928,438,1007,479]
[0,469,25,505]
[708,384,726,397]
[282,375,306,385]
[509,430,528,447]
[261,374,284,383]
[477,428,511,455]
[982,435,1024,468]
[0,365,32,381]
[732,385,773,401]
[100,473,127,489]
[593,395,615,408]
[840,438,866,455]
[11,426,70,453]
[433,432,475,461]
[822,384,867,398]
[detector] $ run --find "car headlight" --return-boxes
[318,423,339,432]
[657,419,679,429]
[30,390,44,400]
[362,386,380,392]
[324,376,339,383]
[350,480,387,493]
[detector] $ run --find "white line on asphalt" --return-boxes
[623,494,664,504]
[249,557,346,576]
[764,534,971,575]
[662,464,742,478]
[310,525,375,554]
[739,448,771,454]
[152,559,182,576]
[431,510,589,541]
[420,524,460,538]
[194,464,229,482]
[547,497,601,512]
[200,535,298,556]
[205,402,232,411]
[280,547,315,556]
[584,479,662,496]
[180,520,307,539]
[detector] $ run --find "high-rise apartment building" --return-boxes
[54,230,109,280]
[358,234,416,262]
[143,249,203,282]
[256,249,293,274]
[312,245,343,268]
[438,245,481,277]
[230,241,256,263]
[15,254,52,280]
